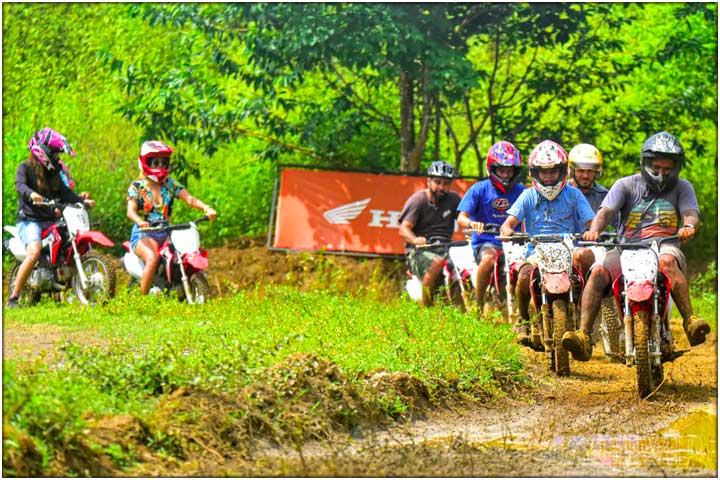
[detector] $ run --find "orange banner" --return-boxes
[273,168,474,255]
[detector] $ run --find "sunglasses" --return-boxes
[147,156,170,169]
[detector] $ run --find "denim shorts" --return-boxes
[129,224,169,251]
[17,220,56,246]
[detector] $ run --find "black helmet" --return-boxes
[427,161,455,179]
[640,131,685,192]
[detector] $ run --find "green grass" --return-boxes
[3,286,525,474]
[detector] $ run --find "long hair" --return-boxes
[28,154,61,197]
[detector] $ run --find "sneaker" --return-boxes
[684,315,711,347]
[5,296,19,309]
[561,329,593,362]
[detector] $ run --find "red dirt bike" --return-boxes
[404,236,471,309]
[3,200,116,306]
[581,235,680,398]
[498,233,584,376]
[482,223,527,322]
[121,217,211,304]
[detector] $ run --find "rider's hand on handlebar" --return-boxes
[412,236,427,247]
[470,221,484,233]
[137,220,150,229]
[30,192,44,203]
[499,226,514,237]
[678,226,696,243]
[83,198,96,209]
[583,230,600,242]
[204,206,218,221]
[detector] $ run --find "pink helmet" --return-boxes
[139,140,173,183]
[27,127,76,171]
[528,140,568,201]
[486,140,522,194]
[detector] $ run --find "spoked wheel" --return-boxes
[553,299,571,376]
[187,272,211,304]
[633,310,661,398]
[8,261,40,307]
[70,252,117,305]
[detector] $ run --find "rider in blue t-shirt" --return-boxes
[457,141,525,313]
[499,140,595,348]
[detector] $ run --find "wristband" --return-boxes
[683,224,696,229]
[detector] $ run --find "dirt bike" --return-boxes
[484,225,528,323]
[404,236,471,310]
[121,217,211,304]
[585,234,624,361]
[498,233,584,376]
[3,200,116,306]
[583,235,679,398]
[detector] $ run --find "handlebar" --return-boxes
[495,233,583,243]
[578,234,680,249]
[416,239,468,250]
[139,216,209,233]
[33,199,86,209]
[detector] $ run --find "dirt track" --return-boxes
[3,244,717,476]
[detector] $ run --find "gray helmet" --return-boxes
[427,161,455,179]
[640,131,685,192]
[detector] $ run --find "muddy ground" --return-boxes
[3,242,717,476]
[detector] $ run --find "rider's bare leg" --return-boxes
[578,266,612,334]
[475,248,497,309]
[421,257,445,307]
[573,247,595,280]
[134,238,161,295]
[660,254,693,320]
[10,241,42,298]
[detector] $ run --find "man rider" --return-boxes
[499,140,595,348]
[562,131,711,361]
[568,143,618,228]
[457,141,525,314]
[399,161,461,307]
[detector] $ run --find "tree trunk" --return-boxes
[399,69,415,172]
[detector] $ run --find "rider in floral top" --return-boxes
[126,141,217,295]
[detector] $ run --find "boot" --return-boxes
[561,329,593,362]
[684,315,710,347]
[514,321,532,348]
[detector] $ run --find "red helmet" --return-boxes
[138,140,173,183]
[486,140,522,194]
[528,140,568,201]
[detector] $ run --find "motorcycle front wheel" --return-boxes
[8,261,40,306]
[633,310,662,398]
[70,252,117,305]
[552,299,572,377]
[187,272,211,304]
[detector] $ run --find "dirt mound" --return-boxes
[205,238,406,300]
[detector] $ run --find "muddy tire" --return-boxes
[540,304,555,371]
[188,272,211,304]
[633,310,659,398]
[600,297,622,359]
[448,281,466,312]
[8,261,40,306]
[70,251,117,305]
[553,300,570,376]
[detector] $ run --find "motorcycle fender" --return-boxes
[6,237,26,260]
[544,272,571,294]
[183,250,208,270]
[626,280,654,302]
[76,230,114,248]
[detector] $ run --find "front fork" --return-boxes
[70,237,89,290]
[177,256,195,304]
[622,288,662,367]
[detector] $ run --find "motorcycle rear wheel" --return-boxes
[553,299,571,377]
[70,252,117,305]
[599,297,623,360]
[8,261,40,306]
[633,310,662,398]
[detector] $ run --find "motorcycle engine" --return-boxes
[27,267,55,290]
[56,264,75,283]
